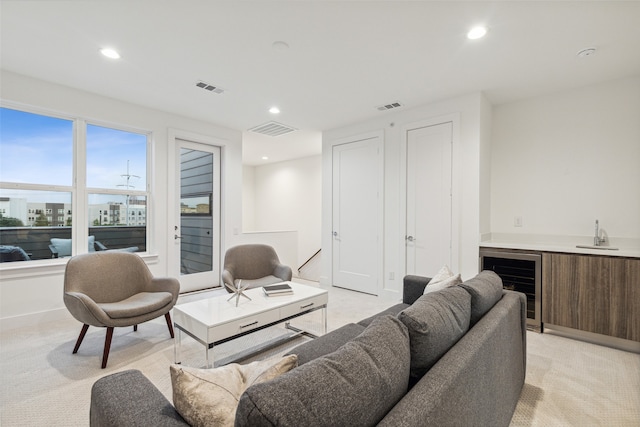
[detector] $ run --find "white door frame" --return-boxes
[399,113,460,277]
[329,130,384,295]
[168,128,223,292]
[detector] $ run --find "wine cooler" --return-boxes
[479,248,542,332]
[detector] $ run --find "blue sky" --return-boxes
[1,107,146,203]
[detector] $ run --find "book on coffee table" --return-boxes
[262,283,293,296]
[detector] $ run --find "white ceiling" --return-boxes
[2,1,639,165]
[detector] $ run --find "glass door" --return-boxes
[175,139,220,292]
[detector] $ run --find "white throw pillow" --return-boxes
[424,265,462,294]
[424,273,462,293]
[171,354,297,427]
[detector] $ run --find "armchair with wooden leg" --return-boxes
[222,244,292,293]
[63,252,180,368]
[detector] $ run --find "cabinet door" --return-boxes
[544,253,640,341]
[610,258,640,341]
[543,254,610,335]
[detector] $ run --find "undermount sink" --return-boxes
[576,245,619,251]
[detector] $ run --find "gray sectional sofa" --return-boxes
[90,271,527,426]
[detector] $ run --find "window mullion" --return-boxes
[74,119,88,255]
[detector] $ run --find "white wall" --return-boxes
[322,92,489,298]
[243,156,322,269]
[242,165,256,231]
[0,71,243,326]
[491,76,640,241]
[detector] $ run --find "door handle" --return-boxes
[174,234,182,240]
[332,231,338,237]
[406,235,415,242]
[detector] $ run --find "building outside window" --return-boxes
[0,106,150,262]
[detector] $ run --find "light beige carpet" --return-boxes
[1,282,639,426]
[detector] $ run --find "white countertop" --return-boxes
[480,233,640,258]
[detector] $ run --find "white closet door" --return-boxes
[406,122,453,277]
[332,135,383,295]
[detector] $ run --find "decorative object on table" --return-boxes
[262,283,293,296]
[224,279,252,307]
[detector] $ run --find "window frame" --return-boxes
[0,102,152,266]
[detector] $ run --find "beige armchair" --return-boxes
[63,252,179,368]
[222,244,292,292]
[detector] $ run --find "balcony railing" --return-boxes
[0,226,146,262]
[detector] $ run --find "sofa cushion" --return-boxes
[287,322,365,366]
[357,302,409,327]
[235,315,411,427]
[398,286,471,379]
[460,270,504,325]
[170,355,297,427]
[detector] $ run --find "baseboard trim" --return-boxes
[0,307,72,333]
[544,324,640,354]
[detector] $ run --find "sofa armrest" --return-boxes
[90,370,188,427]
[402,275,431,305]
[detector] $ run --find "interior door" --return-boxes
[332,135,382,295]
[405,122,452,277]
[175,140,221,293]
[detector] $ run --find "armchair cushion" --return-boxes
[99,292,174,319]
[0,245,30,262]
[231,275,285,288]
[50,236,97,257]
[50,238,73,257]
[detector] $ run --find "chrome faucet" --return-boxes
[594,219,606,246]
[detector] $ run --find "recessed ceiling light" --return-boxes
[272,41,289,51]
[262,156,269,160]
[577,47,596,58]
[100,48,121,59]
[467,26,488,40]
[269,106,280,114]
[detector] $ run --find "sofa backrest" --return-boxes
[397,286,471,381]
[236,315,411,427]
[459,270,504,325]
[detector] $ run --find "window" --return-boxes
[0,106,150,262]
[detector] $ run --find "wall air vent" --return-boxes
[195,80,224,94]
[376,101,403,111]
[249,121,297,137]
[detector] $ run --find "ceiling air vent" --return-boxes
[195,80,224,94]
[376,101,403,111]
[249,121,297,137]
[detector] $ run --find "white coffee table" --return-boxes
[173,281,328,367]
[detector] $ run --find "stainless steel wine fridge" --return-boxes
[479,248,542,332]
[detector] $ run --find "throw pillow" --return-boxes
[424,273,462,294]
[429,264,454,283]
[398,286,471,379]
[423,265,461,294]
[170,354,297,427]
[460,270,504,325]
[235,315,411,427]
